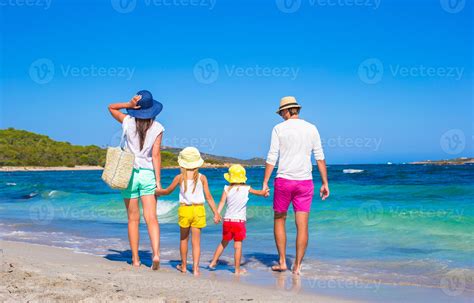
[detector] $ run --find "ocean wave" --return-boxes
[19,192,39,199]
[157,200,179,223]
[6,182,17,186]
[343,169,365,174]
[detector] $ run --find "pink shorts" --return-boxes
[273,178,315,213]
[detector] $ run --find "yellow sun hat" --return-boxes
[224,164,247,184]
[178,147,204,169]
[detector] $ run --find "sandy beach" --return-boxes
[0,241,356,302]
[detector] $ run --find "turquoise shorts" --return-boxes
[121,168,157,199]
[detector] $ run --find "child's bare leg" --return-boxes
[191,227,201,276]
[178,227,190,273]
[210,240,229,269]
[234,241,246,275]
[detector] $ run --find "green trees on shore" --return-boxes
[0,128,180,167]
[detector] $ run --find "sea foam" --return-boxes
[343,169,365,174]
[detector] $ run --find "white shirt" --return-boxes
[266,119,325,180]
[223,185,249,221]
[179,175,205,205]
[122,115,165,169]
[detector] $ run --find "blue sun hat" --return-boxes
[126,90,163,119]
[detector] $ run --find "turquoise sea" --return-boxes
[0,165,473,302]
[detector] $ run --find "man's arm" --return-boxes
[263,127,279,193]
[317,160,329,200]
[313,126,329,200]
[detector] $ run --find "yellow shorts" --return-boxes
[178,204,206,229]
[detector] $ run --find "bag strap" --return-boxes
[119,124,127,149]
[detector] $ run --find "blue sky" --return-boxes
[0,0,472,164]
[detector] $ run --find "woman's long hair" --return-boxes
[135,118,153,151]
[180,168,199,193]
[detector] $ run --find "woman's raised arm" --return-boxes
[108,95,141,123]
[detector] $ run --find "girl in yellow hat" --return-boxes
[208,164,269,275]
[156,147,221,276]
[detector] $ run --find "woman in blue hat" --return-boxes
[108,90,164,270]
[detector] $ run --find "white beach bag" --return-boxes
[101,129,135,190]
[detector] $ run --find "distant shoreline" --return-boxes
[0,166,104,172]
[0,164,235,172]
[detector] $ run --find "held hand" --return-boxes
[128,95,142,109]
[155,188,166,196]
[263,187,271,198]
[213,213,222,224]
[320,184,330,201]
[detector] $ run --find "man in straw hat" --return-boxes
[262,96,329,275]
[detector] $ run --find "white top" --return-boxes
[266,119,325,180]
[122,115,165,169]
[223,185,250,221]
[179,175,205,205]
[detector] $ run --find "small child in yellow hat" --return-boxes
[209,164,269,275]
[156,147,221,276]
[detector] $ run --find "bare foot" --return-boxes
[176,264,187,273]
[292,264,302,275]
[132,260,141,268]
[235,268,247,275]
[151,256,160,271]
[271,264,287,272]
[193,268,200,276]
[208,262,217,270]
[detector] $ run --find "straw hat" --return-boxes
[224,164,247,184]
[276,96,302,114]
[178,147,204,169]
